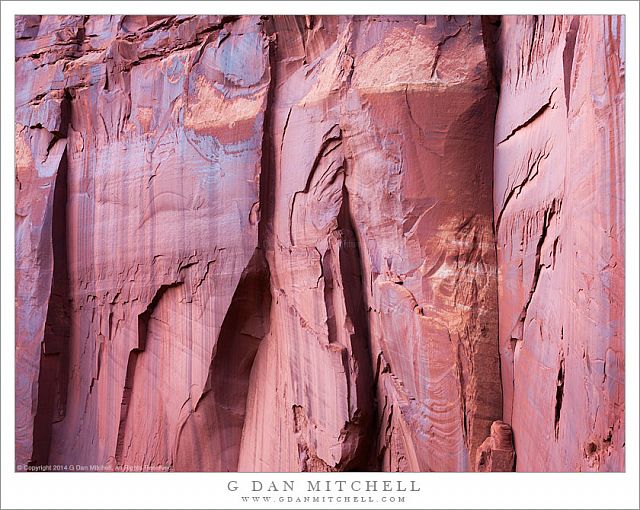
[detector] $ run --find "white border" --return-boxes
[1,2,638,509]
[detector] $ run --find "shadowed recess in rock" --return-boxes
[173,251,271,471]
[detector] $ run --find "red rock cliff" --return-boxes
[15,15,624,472]
[493,15,625,472]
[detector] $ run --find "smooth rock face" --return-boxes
[493,15,625,472]
[14,15,623,472]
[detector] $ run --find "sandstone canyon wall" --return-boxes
[492,15,625,472]
[15,15,624,472]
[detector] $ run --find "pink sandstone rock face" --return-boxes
[493,15,625,472]
[14,15,624,472]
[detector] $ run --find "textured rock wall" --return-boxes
[493,15,625,472]
[238,15,501,472]
[17,14,272,471]
[15,15,624,472]
[341,16,502,472]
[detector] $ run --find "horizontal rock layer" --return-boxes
[15,15,624,471]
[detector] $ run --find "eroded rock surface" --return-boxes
[15,15,624,472]
[493,15,625,472]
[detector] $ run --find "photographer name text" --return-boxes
[227,480,420,493]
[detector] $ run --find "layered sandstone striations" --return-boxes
[15,15,624,472]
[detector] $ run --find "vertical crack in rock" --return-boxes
[562,17,580,112]
[476,17,513,472]
[335,179,377,470]
[554,354,565,440]
[430,26,462,78]
[481,16,502,95]
[334,24,382,471]
[279,107,293,171]
[455,341,469,445]
[321,250,338,346]
[526,16,539,74]
[510,198,561,344]
[257,30,277,251]
[30,145,71,466]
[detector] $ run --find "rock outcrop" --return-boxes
[475,420,515,472]
[15,15,624,472]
